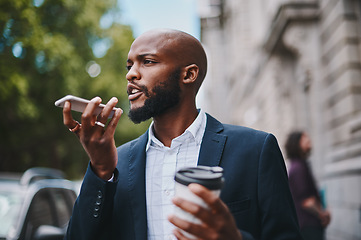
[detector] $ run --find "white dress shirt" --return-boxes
[145,110,207,240]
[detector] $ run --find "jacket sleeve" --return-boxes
[257,134,302,240]
[65,163,118,240]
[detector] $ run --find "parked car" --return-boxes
[0,168,77,240]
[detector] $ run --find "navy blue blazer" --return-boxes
[66,114,302,240]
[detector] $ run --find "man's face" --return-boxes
[126,33,182,123]
[128,68,181,123]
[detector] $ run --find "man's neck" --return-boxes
[152,107,199,147]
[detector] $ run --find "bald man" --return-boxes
[63,29,302,240]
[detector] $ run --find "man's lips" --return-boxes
[128,90,143,101]
[127,84,143,101]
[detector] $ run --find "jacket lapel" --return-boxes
[198,114,227,167]
[128,132,148,240]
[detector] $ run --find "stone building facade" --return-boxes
[197,0,361,239]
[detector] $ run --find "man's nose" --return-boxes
[126,65,141,81]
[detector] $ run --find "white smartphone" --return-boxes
[55,95,118,118]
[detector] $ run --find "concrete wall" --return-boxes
[197,0,361,239]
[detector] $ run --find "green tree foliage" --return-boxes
[0,0,149,178]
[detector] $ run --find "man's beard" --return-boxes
[128,69,181,124]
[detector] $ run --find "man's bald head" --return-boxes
[131,29,208,91]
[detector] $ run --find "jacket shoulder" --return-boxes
[223,123,268,137]
[206,113,270,140]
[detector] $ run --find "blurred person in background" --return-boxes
[286,131,331,240]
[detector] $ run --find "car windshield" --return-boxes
[0,191,23,237]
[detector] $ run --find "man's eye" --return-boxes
[144,59,156,64]
[126,65,132,71]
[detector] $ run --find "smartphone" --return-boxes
[55,95,118,118]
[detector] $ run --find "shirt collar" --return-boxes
[146,109,207,151]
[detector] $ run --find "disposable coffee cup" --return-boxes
[174,166,224,239]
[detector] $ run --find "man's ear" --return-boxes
[182,64,199,84]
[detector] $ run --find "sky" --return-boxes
[117,0,201,40]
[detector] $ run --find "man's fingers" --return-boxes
[63,96,122,140]
[97,97,118,122]
[81,97,102,129]
[168,214,208,239]
[188,183,225,214]
[172,228,187,240]
[186,183,234,230]
[104,108,123,138]
[94,97,122,136]
[185,184,242,239]
[62,101,81,135]
[63,101,76,127]
[63,101,73,126]
[172,197,209,220]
